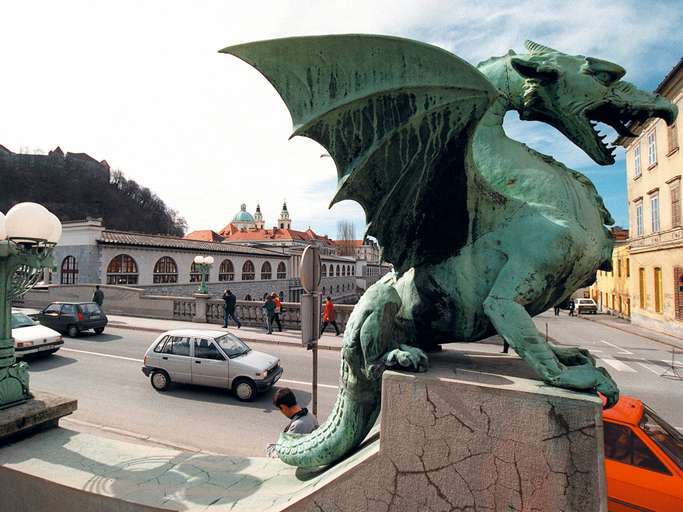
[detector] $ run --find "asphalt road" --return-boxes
[26,327,343,457]
[25,313,683,456]
[533,311,683,429]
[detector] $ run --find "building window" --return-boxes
[650,193,660,233]
[106,254,138,285]
[277,262,286,279]
[617,258,621,278]
[336,265,340,277]
[626,258,630,278]
[671,182,681,228]
[633,143,641,178]
[654,267,663,313]
[60,256,78,284]
[190,262,203,283]
[635,201,644,236]
[639,268,646,309]
[647,130,657,166]
[342,265,346,277]
[218,259,234,281]
[322,264,327,277]
[351,266,355,276]
[153,256,178,283]
[242,260,255,281]
[261,261,272,280]
[668,122,678,154]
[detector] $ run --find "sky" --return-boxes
[1,1,681,237]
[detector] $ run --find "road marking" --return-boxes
[660,359,683,367]
[599,340,633,355]
[637,362,662,376]
[600,358,637,373]
[59,348,340,389]
[61,347,143,363]
[279,378,338,390]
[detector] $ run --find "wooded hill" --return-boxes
[0,146,186,236]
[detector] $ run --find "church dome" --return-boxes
[232,203,255,224]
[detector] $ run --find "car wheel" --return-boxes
[67,325,79,338]
[94,327,105,334]
[233,379,256,402]
[151,370,170,391]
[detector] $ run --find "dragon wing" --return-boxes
[221,35,498,272]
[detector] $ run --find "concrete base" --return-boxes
[0,352,606,511]
[0,391,76,443]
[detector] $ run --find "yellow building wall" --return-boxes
[590,243,631,317]
[622,66,683,337]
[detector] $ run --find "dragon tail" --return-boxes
[275,366,381,468]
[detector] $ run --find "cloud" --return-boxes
[0,0,678,236]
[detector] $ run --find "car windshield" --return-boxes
[215,333,250,357]
[11,312,36,329]
[641,406,683,471]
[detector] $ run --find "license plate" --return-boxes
[90,314,100,319]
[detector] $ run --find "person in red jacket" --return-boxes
[320,296,341,336]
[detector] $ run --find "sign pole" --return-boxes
[299,246,322,417]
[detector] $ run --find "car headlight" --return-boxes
[16,341,34,348]
[255,370,267,378]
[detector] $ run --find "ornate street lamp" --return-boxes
[193,255,214,295]
[0,203,62,409]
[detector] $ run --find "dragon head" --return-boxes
[508,40,678,165]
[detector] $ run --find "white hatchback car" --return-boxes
[141,329,283,401]
[11,310,63,356]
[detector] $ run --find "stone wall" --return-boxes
[53,244,102,284]
[285,369,606,512]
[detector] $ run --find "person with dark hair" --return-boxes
[221,288,241,329]
[273,387,319,434]
[320,296,340,336]
[92,285,104,307]
[263,294,275,334]
[271,292,283,332]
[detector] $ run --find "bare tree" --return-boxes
[337,221,357,256]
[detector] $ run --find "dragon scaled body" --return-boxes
[221,35,677,468]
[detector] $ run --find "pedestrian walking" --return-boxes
[263,294,276,334]
[271,292,283,332]
[320,296,341,336]
[221,289,241,329]
[553,304,560,316]
[568,299,576,317]
[92,285,104,307]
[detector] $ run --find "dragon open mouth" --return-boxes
[582,101,677,165]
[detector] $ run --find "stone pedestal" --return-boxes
[0,391,76,443]
[289,366,607,512]
[192,293,210,323]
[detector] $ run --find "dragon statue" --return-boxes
[221,35,678,468]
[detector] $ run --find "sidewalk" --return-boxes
[577,313,683,351]
[106,314,344,351]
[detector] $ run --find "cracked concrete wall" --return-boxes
[285,371,606,512]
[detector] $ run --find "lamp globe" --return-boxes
[5,202,53,242]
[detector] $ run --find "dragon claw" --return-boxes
[384,344,429,372]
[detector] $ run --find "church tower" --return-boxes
[278,201,291,230]
[254,202,264,230]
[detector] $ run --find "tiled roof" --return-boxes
[333,240,365,248]
[220,225,336,247]
[184,230,225,242]
[98,230,285,257]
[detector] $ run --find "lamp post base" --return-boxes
[0,361,30,410]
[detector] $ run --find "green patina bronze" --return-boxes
[220,35,677,468]
[0,241,55,408]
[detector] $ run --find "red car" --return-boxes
[603,396,683,511]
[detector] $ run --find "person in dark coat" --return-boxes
[92,285,104,307]
[568,299,576,317]
[263,294,276,334]
[222,289,241,328]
